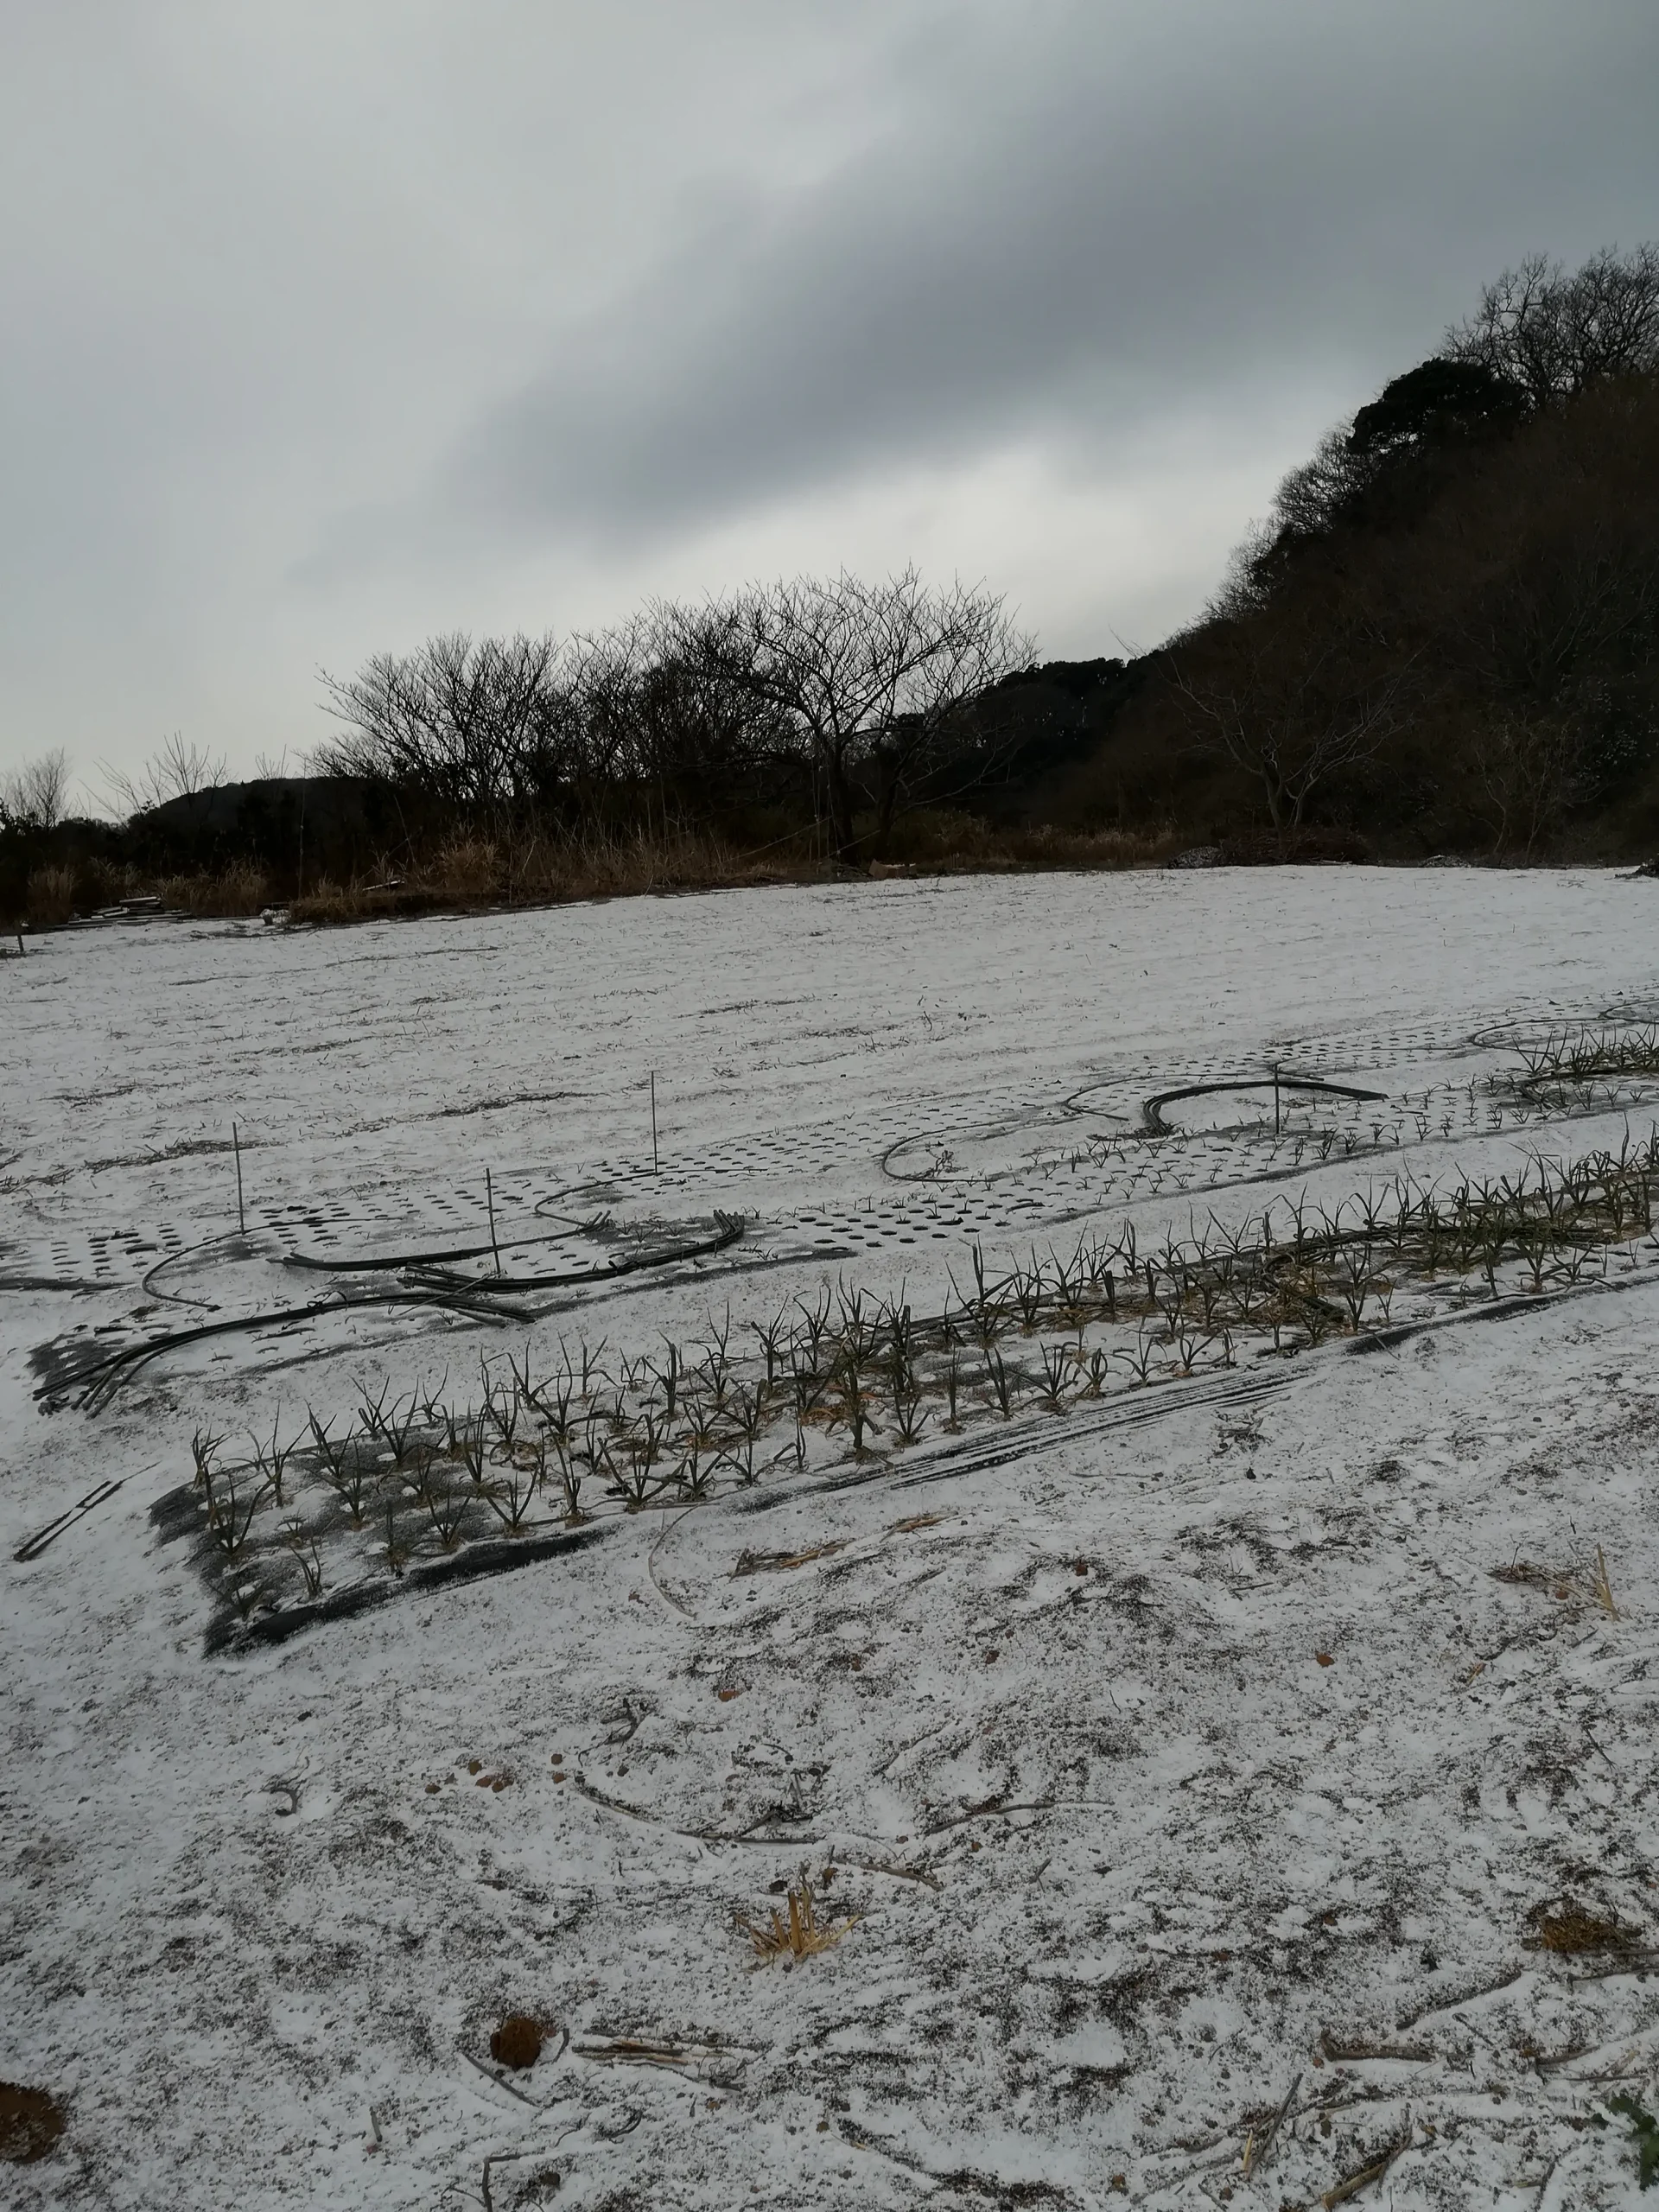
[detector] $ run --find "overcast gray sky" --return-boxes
[3,0,1656,796]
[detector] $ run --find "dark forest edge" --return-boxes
[5,245,1657,930]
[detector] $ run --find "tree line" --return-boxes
[6,241,1659,921]
[301,239,1659,864]
[313,568,1033,866]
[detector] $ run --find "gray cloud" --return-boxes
[448,0,1659,542]
[0,1,1656,779]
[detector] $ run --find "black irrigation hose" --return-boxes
[61,1215,748,1411]
[786,1370,1296,1507]
[1468,1014,1639,1050]
[66,1285,528,1412]
[533,1185,608,1219]
[409,1213,746,1291]
[283,1225,583,1274]
[143,1231,254,1309]
[884,1074,1387,1184]
[1141,1075,1387,1136]
[1348,1255,1659,1352]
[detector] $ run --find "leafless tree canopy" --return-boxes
[315,632,567,818]
[686,566,1032,860]
[0,749,72,831]
[102,734,230,821]
[1171,603,1421,831]
[1446,244,1659,407]
[312,572,1030,861]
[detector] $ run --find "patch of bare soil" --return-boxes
[0,2082,66,2164]
[490,2016,544,2069]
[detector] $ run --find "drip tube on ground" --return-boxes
[65,1284,530,1413]
[408,1213,746,1291]
[1140,1075,1386,1135]
[62,1215,747,1411]
[283,1224,583,1273]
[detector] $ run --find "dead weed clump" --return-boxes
[733,1541,846,1576]
[1526,1899,1635,1955]
[287,825,810,925]
[23,866,76,926]
[1491,1545,1620,1618]
[740,1875,859,1966]
[157,861,270,916]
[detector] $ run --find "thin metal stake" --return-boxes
[232,1121,246,1235]
[486,1167,501,1274]
[650,1071,659,1173]
[1273,1066,1281,1138]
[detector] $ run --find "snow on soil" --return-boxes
[5,867,1659,2210]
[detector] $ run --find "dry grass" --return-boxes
[289,826,816,925]
[995,822,1185,870]
[1491,1544,1620,1618]
[1527,1899,1633,1955]
[240,811,1179,927]
[739,1876,859,1965]
[22,858,270,926]
[1587,1542,1621,1619]
[876,808,1181,874]
[158,862,271,916]
[24,866,76,926]
[732,1541,847,1576]
[17,807,1183,933]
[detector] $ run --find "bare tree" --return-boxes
[315,633,568,820]
[1446,245,1659,408]
[564,613,785,830]
[0,748,72,831]
[687,567,1032,862]
[1268,428,1376,545]
[1172,608,1420,833]
[1471,712,1590,857]
[102,733,229,820]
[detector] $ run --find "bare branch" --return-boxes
[101,734,229,821]
[0,749,72,831]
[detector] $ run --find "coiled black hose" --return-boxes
[66,1284,527,1412]
[409,1213,746,1291]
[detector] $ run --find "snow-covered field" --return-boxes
[6,867,1659,2210]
